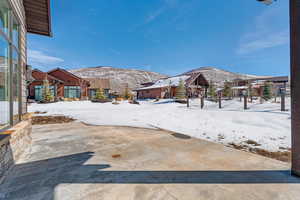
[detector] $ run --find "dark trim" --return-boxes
[47,0,52,37]
[290,0,300,176]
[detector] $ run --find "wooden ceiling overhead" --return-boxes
[23,0,52,36]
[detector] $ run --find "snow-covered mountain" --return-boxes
[182,67,266,85]
[69,66,167,93]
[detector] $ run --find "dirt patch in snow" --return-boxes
[245,139,261,146]
[249,148,291,162]
[32,116,75,125]
[34,111,47,114]
[228,143,291,162]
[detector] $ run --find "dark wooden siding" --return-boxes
[23,0,52,36]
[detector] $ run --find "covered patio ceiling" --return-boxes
[23,0,52,36]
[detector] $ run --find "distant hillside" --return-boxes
[69,66,167,93]
[182,67,266,85]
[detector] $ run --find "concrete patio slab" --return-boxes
[0,122,299,200]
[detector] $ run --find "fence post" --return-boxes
[218,92,222,109]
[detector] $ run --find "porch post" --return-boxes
[290,0,300,176]
[281,82,286,112]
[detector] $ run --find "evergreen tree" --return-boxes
[208,80,217,99]
[94,88,106,100]
[42,79,54,103]
[248,83,256,102]
[223,81,232,99]
[262,81,272,101]
[167,80,172,98]
[123,86,131,100]
[175,79,186,100]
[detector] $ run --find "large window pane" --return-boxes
[64,86,81,98]
[0,0,9,37]
[0,36,9,129]
[12,48,19,124]
[35,85,56,101]
[12,16,19,48]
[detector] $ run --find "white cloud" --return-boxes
[237,7,289,55]
[108,48,121,55]
[237,30,289,54]
[28,50,64,66]
[145,7,165,24]
[145,0,179,24]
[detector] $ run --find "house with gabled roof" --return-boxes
[28,68,90,101]
[136,72,209,99]
[28,69,64,101]
[84,78,111,99]
[47,68,90,99]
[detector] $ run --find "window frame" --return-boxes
[0,1,22,131]
[64,86,81,99]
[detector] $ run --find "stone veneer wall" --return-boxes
[0,119,32,183]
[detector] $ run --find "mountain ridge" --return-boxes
[182,66,266,84]
[69,65,269,93]
[69,66,168,93]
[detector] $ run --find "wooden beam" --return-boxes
[23,0,52,36]
[290,0,300,177]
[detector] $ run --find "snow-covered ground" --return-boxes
[28,98,291,152]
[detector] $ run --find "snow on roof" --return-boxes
[232,86,248,90]
[136,75,190,90]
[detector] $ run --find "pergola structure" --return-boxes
[23,0,300,177]
[258,0,299,176]
[12,0,300,178]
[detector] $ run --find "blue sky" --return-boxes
[28,0,290,76]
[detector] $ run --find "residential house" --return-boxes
[136,72,209,99]
[47,68,90,99]
[231,76,289,97]
[28,68,90,100]
[28,69,64,101]
[85,78,110,99]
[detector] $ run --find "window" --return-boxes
[0,1,9,36]
[64,86,81,98]
[12,49,19,124]
[12,17,19,48]
[0,35,9,129]
[0,0,21,130]
[34,85,56,101]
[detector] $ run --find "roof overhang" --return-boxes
[23,0,52,37]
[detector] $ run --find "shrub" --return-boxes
[175,79,186,100]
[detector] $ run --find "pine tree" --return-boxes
[42,79,54,103]
[175,79,186,100]
[208,81,217,99]
[223,81,232,99]
[94,88,106,100]
[248,83,256,102]
[123,86,131,100]
[262,81,272,101]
